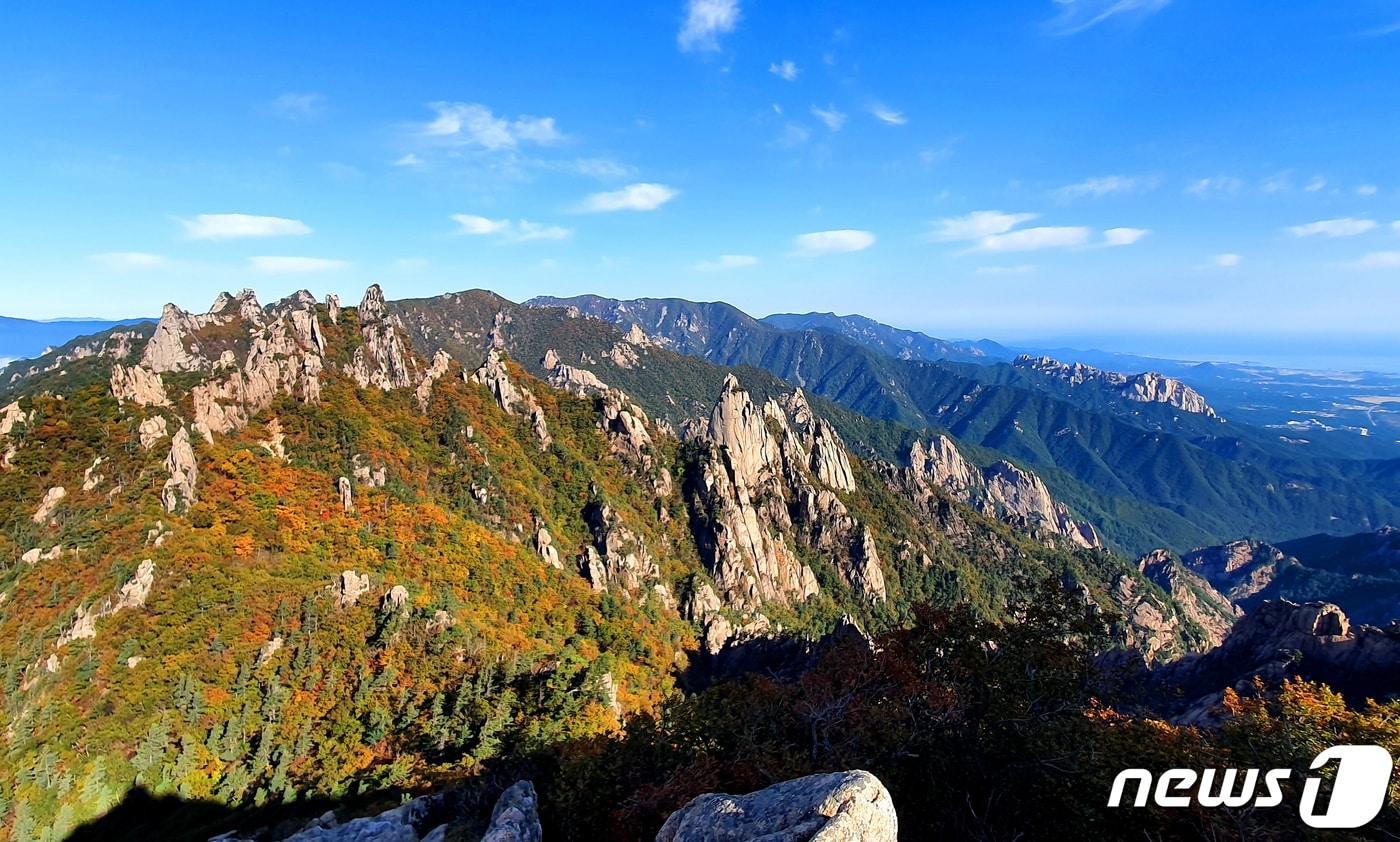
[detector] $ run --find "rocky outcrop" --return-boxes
[534,526,562,569]
[138,415,168,450]
[348,285,416,391]
[470,349,551,450]
[480,780,543,842]
[1181,539,1289,603]
[709,375,780,488]
[109,363,170,407]
[161,428,197,513]
[0,401,29,437]
[32,486,66,524]
[382,585,410,612]
[338,477,354,514]
[899,435,1101,549]
[334,570,371,608]
[657,770,898,842]
[415,349,453,411]
[578,500,663,597]
[1014,354,1219,418]
[1154,600,1400,724]
[1138,549,1240,649]
[57,559,155,648]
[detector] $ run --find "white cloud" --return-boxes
[870,104,907,125]
[451,214,572,242]
[931,210,1039,241]
[90,252,168,270]
[1357,184,1379,197]
[1348,251,1400,269]
[974,265,1036,276]
[1103,227,1149,246]
[1185,176,1244,197]
[769,60,799,81]
[793,230,875,256]
[1046,0,1171,35]
[1286,217,1377,238]
[1260,171,1293,194]
[248,256,348,273]
[1213,253,1242,267]
[694,254,759,271]
[393,153,424,167]
[575,182,679,213]
[1054,174,1157,201]
[810,104,847,132]
[1304,175,1327,193]
[181,214,311,240]
[270,92,325,120]
[421,102,562,149]
[975,226,1092,252]
[678,0,740,52]
[773,122,810,148]
[561,158,634,179]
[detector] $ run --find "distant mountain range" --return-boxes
[0,315,150,364]
[528,295,1400,555]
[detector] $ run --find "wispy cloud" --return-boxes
[451,214,572,242]
[769,60,799,81]
[248,256,348,273]
[1185,176,1244,197]
[270,92,326,120]
[694,254,759,271]
[393,153,424,167]
[975,226,1092,252]
[1103,227,1149,246]
[90,252,168,270]
[1054,174,1158,202]
[870,104,907,125]
[181,214,311,240]
[574,182,679,213]
[793,229,876,256]
[810,104,847,132]
[1046,0,1170,36]
[931,210,1039,241]
[772,122,811,148]
[1304,175,1327,193]
[1347,251,1400,269]
[1213,253,1242,267]
[420,102,562,150]
[1286,217,1376,238]
[1357,184,1379,197]
[678,0,740,52]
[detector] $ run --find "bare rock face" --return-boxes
[578,500,663,597]
[338,477,354,514]
[470,348,550,450]
[656,770,898,842]
[534,526,562,569]
[334,570,371,608]
[110,363,170,407]
[1014,354,1219,417]
[0,400,28,437]
[1156,600,1400,724]
[480,780,543,842]
[709,374,780,488]
[382,585,410,612]
[161,428,198,513]
[325,293,340,324]
[348,284,416,391]
[57,560,155,648]
[138,415,169,450]
[899,435,1101,550]
[1138,549,1240,649]
[32,486,66,524]
[1180,539,1287,603]
[415,349,453,411]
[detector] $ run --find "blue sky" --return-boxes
[4,0,1400,368]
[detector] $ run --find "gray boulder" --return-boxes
[656,769,897,842]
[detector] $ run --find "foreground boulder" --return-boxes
[656,770,897,842]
